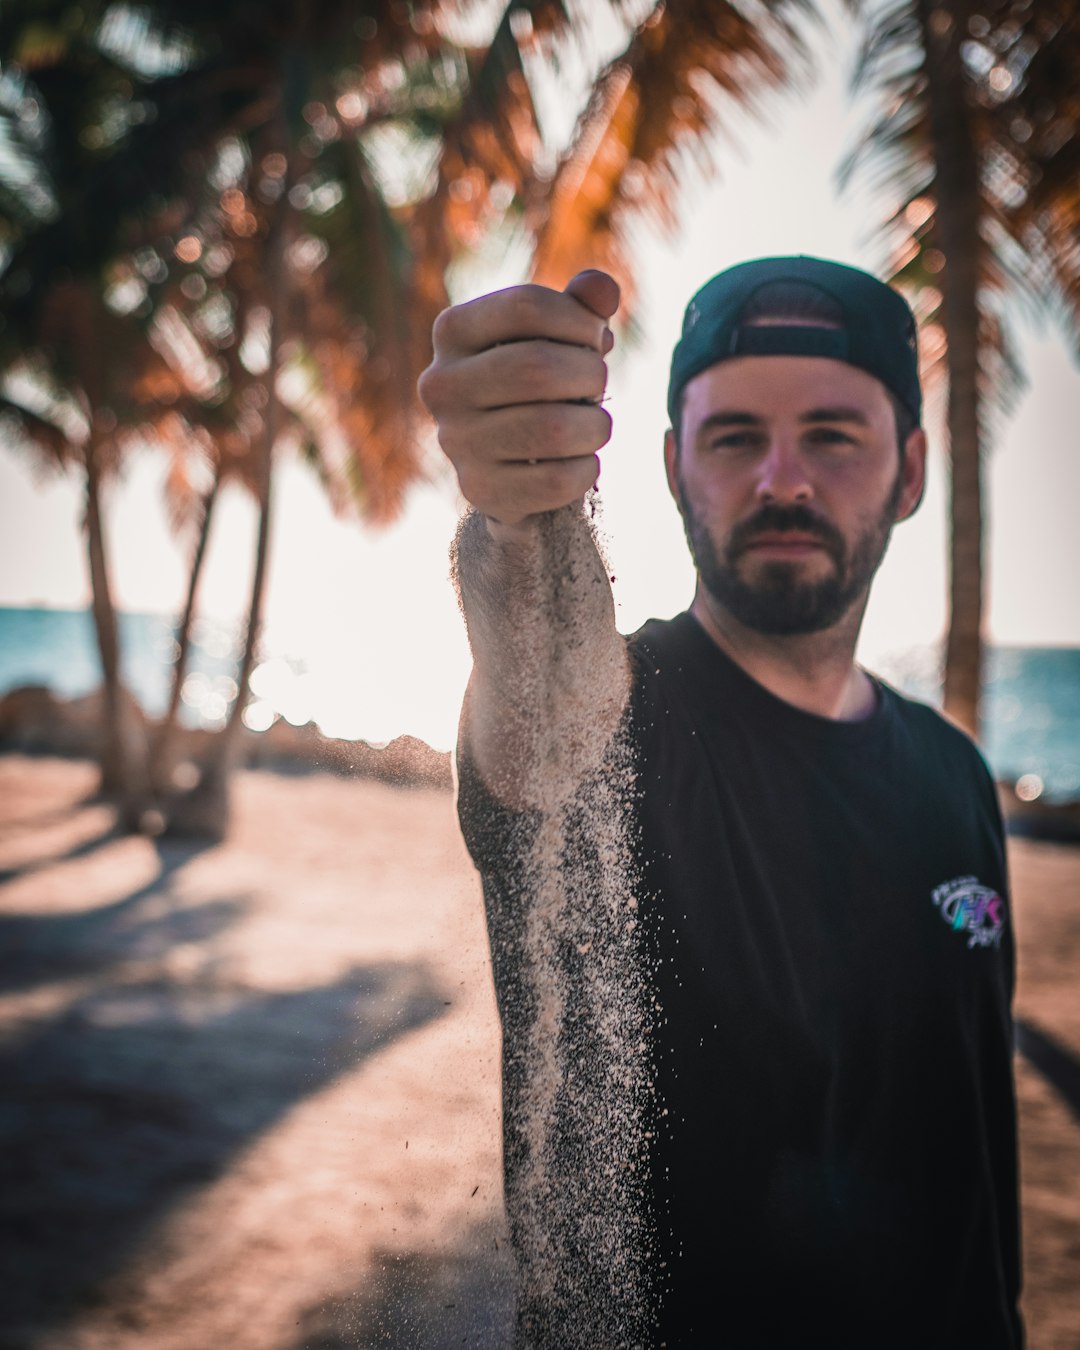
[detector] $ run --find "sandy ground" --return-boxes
[0,754,1077,1350]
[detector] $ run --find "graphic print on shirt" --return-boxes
[931,875,1007,949]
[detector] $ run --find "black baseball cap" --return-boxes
[667,255,922,428]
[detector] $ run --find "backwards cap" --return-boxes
[667,255,922,427]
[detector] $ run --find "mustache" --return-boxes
[727,504,845,562]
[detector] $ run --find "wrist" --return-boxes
[483,513,542,546]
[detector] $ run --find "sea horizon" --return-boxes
[2,604,1078,800]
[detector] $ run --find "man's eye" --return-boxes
[807,428,857,447]
[708,432,759,451]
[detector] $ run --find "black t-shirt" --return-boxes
[458,612,1022,1348]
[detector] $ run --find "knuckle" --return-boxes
[458,462,507,519]
[446,422,495,478]
[583,350,608,398]
[430,305,458,349]
[503,285,549,329]
[418,360,468,419]
[497,283,572,341]
[436,423,467,463]
[455,463,485,505]
[416,362,441,411]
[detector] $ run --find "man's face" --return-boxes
[665,356,926,636]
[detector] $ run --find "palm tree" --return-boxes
[145,419,224,793]
[0,3,212,827]
[841,0,1080,735]
[526,0,812,295]
[97,0,587,837]
[0,18,160,820]
[1,0,589,835]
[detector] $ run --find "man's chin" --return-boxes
[705,566,856,637]
[733,552,838,587]
[724,596,847,637]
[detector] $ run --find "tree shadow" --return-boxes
[0,820,217,888]
[296,1224,517,1350]
[0,821,126,886]
[0,780,467,1344]
[0,784,102,834]
[1016,1017,1080,1122]
[0,958,449,1339]
[0,835,224,991]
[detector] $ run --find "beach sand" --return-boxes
[0,754,1077,1349]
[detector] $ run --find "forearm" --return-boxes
[452,501,631,809]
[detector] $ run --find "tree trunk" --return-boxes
[68,274,153,829]
[166,160,291,840]
[84,432,124,792]
[916,0,985,738]
[151,469,221,792]
[84,430,152,828]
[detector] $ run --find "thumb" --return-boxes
[563,269,621,324]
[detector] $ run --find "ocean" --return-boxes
[1,606,1078,803]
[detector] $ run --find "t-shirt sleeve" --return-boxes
[909,698,1010,878]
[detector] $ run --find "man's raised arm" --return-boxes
[418,270,631,808]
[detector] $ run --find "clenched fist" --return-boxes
[418,270,620,528]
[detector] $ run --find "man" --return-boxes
[419,258,1022,1348]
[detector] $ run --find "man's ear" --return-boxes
[895,426,928,521]
[664,428,683,511]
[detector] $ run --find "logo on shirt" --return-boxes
[931,876,1006,950]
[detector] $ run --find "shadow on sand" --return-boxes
[295,1227,517,1350]
[0,828,450,1343]
[0,832,233,991]
[1016,1017,1080,1122]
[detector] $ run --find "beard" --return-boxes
[678,473,903,637]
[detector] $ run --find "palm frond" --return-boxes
[0,66,58,228]
[848,0,921,95]
[408,0,575,352]
[528,0,810,303]
[94,3,198,78]
[838,0,1080,429]
[0,390,74,464]
[149,409,217,535]
[979,2,1080,352]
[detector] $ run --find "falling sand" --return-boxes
[454,500,656,1347]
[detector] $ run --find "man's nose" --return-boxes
[755,436,812,504]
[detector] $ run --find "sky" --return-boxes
[2,6,1078,751]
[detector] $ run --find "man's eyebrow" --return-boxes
[801,406,871,425]
[696,411,763,434]
[695,407,872,435]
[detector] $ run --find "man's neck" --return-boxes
[689,588,877,722]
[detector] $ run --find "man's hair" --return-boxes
[672,279,918,453]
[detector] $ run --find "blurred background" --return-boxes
[1,2,1079,1347]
